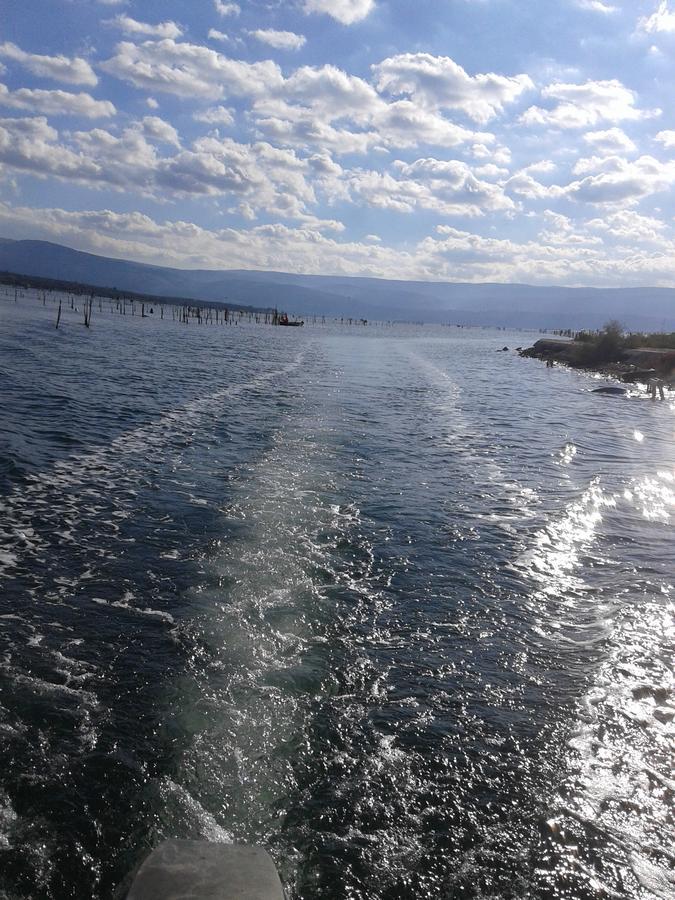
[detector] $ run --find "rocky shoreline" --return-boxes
[519,338,675,387]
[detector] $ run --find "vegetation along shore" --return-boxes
[521,320,675,397]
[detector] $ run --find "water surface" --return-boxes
[0,291,672,899]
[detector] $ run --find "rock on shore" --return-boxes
[519,339,674,381]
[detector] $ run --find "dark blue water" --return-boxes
[0,290,673,899]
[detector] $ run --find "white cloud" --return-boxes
[418,224,643,284]
[573,154,624,176]
[251,64,382,150]
[214,1,240,16]
[101,39,283,100]
[307,152,344,179]
[474,163,510,178]
[9,10,675,288]
[584,127,636,154]
[0,117,104,184]
[254,113,380,155]
[154,143,262,198]
[426,226,530,271]
[539,210,601,246]
[303,0,375,25]
[351,157,515,217]
[471,142,511,166]
[504,161,559,199]
[574,0,617,13]
[208,29,230,43]
[655,129,675,148]
[506,171,560,200]
[0,103,512,222]
[0,202,403,274]
[254,96,486,155]
[194,105,235,126]
[524,159,557,175]
[372,53,533,124]
[163,137,309,211]
[106,15,183,40]
[101,43,495,154]
[0,83,115,118]
[521,80,658,128]
[586,209,667,242]
[563,154,675,205]
[638,1,675,34]
[141,116,180,147]
[276,64,381,122]
[249,29,307,51]
[0,41,97,86]
[0,113,346,226]
[374,100,487,149]
[7,198,675,286]
[252,61,496,153]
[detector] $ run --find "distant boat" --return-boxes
[274,310,304,327]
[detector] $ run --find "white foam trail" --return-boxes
[90,596,175,624]
[167,378,390,850]
[161,780,234,844]
[405,349,541,526]
[10,672,99,708]
[0,791,17,850]
[0,351,305,590]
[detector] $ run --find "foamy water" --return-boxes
[0,292,672,898]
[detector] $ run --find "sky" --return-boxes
[3,1,675,285]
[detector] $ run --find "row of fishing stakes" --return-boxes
[2,282,403,327]
[0,283,312,329]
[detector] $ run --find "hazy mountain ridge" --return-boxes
[1,238,674,329]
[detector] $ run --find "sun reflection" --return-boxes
[631,475,675,522]
[556,442,577,465]
[515,480,614,598]
[546,601,675,900]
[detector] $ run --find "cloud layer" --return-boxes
[1,1,675,287]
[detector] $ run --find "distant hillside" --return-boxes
[1,237,675,329]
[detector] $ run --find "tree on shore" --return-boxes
[574,320,625,365]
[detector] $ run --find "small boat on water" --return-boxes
[274,311,304,327]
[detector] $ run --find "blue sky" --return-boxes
[2,0,675,285]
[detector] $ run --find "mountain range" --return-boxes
[1,237,675,330]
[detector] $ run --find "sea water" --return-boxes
[0,292,672,899]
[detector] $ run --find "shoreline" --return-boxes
[519,338,675,395]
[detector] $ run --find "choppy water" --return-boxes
[0,290,673,899]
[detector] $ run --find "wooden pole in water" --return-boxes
[84,292,93,327]
[55,299,62,329]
